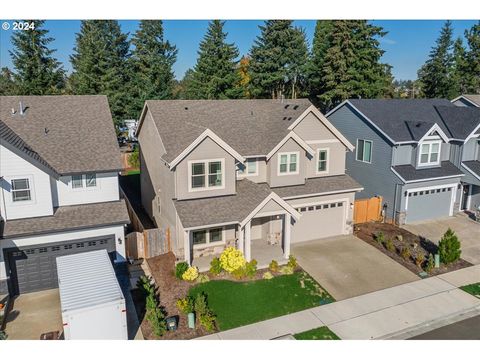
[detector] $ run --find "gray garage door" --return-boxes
[405,187,453,223]
[292,201,346,243]
[5,235,115,295]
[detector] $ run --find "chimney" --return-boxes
[19,101,25,116]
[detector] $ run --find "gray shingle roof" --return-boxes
[271,174,363,199]
[462,161,480,179]
[142,99,312,162]
[392,161,464,183]
[435,106,480,139]
[346,99,455,142]
[0,200,130,239]
[0,95,122,174]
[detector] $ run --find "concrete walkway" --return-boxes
[198,265,480,340]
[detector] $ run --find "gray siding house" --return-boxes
[137,99,362,268]
[327,99,480,224]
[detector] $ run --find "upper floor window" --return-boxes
[317,149,329,173]
[11,178,31,202]
[278,152,299,175]
[356,139,372,163]
[419,141,440,166]
[71,174,97,189]
[237,159,258,177]
[189,159,224,191]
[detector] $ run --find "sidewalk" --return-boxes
[199,265,480,340]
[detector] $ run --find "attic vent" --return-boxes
[184,107,188,110]
[293,105,299,110]
[283,116,287,120]
[284,104,290,109]
[288,117,292,121]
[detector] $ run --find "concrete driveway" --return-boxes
[292,235,419,301]
[403,213,480,265]
[4,289,62,340]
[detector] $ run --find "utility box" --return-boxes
[56,250,128,340]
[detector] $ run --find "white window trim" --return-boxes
[71,173,99,191]
[188,158,226,192]
[10,176,35,205]
[237,158,259,178]
[417,140,441,167]
[356,139,373,164]
[277,151,300,176]
[192,227,226,249]
[316,148,329,174]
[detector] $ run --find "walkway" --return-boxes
[199,265,480,340]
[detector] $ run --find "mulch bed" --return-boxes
[355,222,472,276]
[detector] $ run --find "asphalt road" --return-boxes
[409,315,480,340]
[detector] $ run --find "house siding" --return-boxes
[461,138,479,162]
[237,157,268,183]
[268,138,307,187]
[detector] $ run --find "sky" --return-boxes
[0,20,477,81]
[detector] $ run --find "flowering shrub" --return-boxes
[262,271,274,280]
[182,266,199,281]
[279,265,294,275]
[269,260,279,273]
[287,255,298,269]
[176,297,194,314]
[220,247,246,273]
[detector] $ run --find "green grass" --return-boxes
[126,169,140,176]
[294,326,340,340]
[188,272,334,331]
[461,282,480,297]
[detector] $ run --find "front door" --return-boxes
[462,184,470,210]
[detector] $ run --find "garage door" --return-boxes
[291,201,346,243]
[5,235,115,295]
[405,187,453,223]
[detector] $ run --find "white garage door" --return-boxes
[405,186,454,223]
[291,201,346,243]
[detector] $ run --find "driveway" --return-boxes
[292,235,419,301]
[4,289,62,340]
[403,213,480,265]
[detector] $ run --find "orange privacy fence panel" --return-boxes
[354,196,383,224]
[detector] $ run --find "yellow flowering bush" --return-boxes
[219,247,246,273]
[182,266,199,281]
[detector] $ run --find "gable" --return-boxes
[293,111,344,144]
[256,198,286,215]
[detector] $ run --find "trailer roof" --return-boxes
[56,250,124,312]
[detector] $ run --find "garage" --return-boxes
[405,186,454,223]
[4,235,115,295]
[291,200,346,243]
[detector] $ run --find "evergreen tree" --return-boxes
[189,20,242,99]
[9,20,65,95]
[464,21,480,93]
[249,20,309,99]
[176,69,196,99]
[129,20,178,115]
[70,20,131,124]
[0,67,17,95]
[418,21,454,98]
[451,38,470,97]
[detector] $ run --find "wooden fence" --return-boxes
[354,196,383,224]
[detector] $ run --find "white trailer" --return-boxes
[56,250,128,340]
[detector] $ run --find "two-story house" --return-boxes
[0,95,130,296]
[137,99,362,267]
[327,99,480,225]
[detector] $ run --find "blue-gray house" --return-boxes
[327,99,480,224]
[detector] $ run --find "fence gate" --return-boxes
[354,196,383,224]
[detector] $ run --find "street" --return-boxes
[409,315,480,340]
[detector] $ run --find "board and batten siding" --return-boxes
[0,144,54,220]
[327,104,401,220]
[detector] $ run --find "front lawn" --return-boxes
[188,271,334,331]
[461,282,480,297]
[294,326,340,340]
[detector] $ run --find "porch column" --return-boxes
[238,224,245,254]
[244,221,251,261]
[184,230,191,265]
[284,213,291,259]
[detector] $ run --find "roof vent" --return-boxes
[293,105,299,110]
[19,101,25,116]
[284,104,290,109]
[415,123,421,128]
[184,107,188,110]
[288,117,292,121]
[251,111,253,116]
[44,127,49,135]
[11,107,16,115]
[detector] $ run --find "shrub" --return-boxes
[279,265,294,275]
[262,271,274,280]
[426,253,435,273]
[182,266,199,281]
[199,312,217,332]
[176,297,194,314]
[245,259,258,278]
[269,259,280,273]
[194,292,216,332]
[375,231,385,244]
[137,275,154,297]
[385,238,395,252]
[145,289,166,337]
[128,146,140,168]
[209,257,222,276]
[196,273,210,283]
[287,255,298,269]
[175,262,189,280]
[438,228,461,264]
[0,331,7,340]
[415,253,425,268]
[219,247,246,273]
[400,247,411,261]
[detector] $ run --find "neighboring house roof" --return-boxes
[0,95,122,175]
[462,161,480,181]
[435,106,480,140]
[391,161,464,183]
[452,95,480,107]
[139,99,314,163]
[0,200,130,239]
[271,174,363,199]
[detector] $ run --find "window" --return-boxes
[237,159,258,176]
[278,152,299,175]
[419,141,440,166]
[86,173,97,187]
[189,159,224,191]
[11,178,31,202]
[72,175,83,189]
[317,149,328,173]
[192,228,224,247]
[356,140,372,163]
